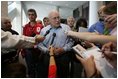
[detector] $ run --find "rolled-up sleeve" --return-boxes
[37,43,49,53]
[62,24,74,52]
[37,27,49,53]
[1,30,35,49]
[63,37,74,52]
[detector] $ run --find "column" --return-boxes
[56,6,60,12]
[14,1,22,35]
[88,1,103,27]
[1,1,8,17]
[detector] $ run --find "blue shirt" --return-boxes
[37,23,74,53]
[88,21,104,34]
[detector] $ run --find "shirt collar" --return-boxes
[51,25,62,29]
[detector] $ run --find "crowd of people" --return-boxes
[1,1,117,78]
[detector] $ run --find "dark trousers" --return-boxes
[1,51,18,78]
[36,52,71,78]
[36,53,50,78]
[55,52,71,78]
[25,49,35,77]
[69,50,83,78]
[25,48,42,78]
[2,51,17,63]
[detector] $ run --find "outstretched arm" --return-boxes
[67,31,117,45]
[48,46,57,78]
[1,30,44,49]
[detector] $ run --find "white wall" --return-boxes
[23,1,57,21]
[4,1,104,35]
[22,1,74,21]
[10,2,22,35]
[1,1,8,17]
[60,7,73,19]
[88,1,103,27]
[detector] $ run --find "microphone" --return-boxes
[44,28,52,37]
[50,33,56,45]
[99,18,104,22]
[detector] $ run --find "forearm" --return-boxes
[67,31,117,45]
[49,46,56,65]
[14,35,36,48]
[67,31,96,40]
[87,35,117,45]
[49,56,56,65]
[1,30,35,49]
[37,43,48,53]
[63,38,74,52]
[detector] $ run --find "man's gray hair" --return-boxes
[67,16,75,21]
[48,10,59,18]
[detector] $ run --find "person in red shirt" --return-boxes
[23,9,43,36]
[22,9,43,77]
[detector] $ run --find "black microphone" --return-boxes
[50,33,56,45]
[99,18,104,22]
[44,28,52,37]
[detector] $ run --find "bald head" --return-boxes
[48,10,60,27]
[48,10,59,18]
[1,17,12,30]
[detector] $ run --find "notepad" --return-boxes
[72,44,117,78]
[73,44,101,59]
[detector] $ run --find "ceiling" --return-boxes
[22,1,87,20]
[35,1,87,9]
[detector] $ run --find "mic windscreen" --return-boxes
[99,18,104,22]
[44,28,52,37]
[53,33,56,37]
[50,33,56,45]
[44,30,50,36]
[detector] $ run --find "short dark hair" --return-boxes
[28,9,37,17]
[43,17,49,21]
[76,18,87,29]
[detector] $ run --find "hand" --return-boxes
[105,14,117,28]
[101,42,117,52]
[101,42,117,68]
[35,35,45,43]
[54,47,65,55]
[76,54,98,77]
[103,50,117,68]
[81,41,95,49]
[66,31,73,36]
[49,45,55,56]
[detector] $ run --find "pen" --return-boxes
[94,30,99,34]
[98,50,117,54]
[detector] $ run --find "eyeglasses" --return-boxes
[51,17,60,20]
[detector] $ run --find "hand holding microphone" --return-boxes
[35,35,45,43]
[48,46,65,56]
[49,45,55,56]
[54,47,65,55]
[49,33,64,55]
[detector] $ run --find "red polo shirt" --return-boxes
[23,22,43,36]
[21,22,43,58]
